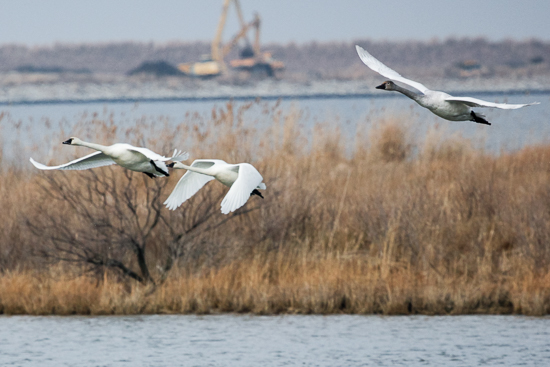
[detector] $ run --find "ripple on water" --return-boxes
[0,315,550,366]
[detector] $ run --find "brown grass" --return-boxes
[1,101,550,315]
[1,257,548,315]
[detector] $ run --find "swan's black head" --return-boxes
[376,81,396,90]
[62,138,74,145]
[376,81,390,90]
[167,162,175,168]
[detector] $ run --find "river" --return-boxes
[1,314,549,366]
[1,91,549,162]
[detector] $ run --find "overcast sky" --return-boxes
[1,0,549,46]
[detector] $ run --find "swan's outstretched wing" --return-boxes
[355,45,429,95]
[163,160,217,210]
[117,143,188,162]
[445,96,540,109]
[220,163,264,215]
[170,149,189,162]
[30,152,116,171]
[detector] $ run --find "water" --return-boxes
[1,92,549,162]
[1,315,549,366]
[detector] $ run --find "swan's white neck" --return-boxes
[176,162,212,175]
[74,140,108,152]
[393,84,421,102]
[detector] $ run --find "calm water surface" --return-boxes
[1,315,549,366]
[1,92,549,162]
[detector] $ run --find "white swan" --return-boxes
[355,45,539,125]
[164,159,266,214]
[30,137,188,178]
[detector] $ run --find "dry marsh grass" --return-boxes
[0,101,549,315]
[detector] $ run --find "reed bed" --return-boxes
[0,101,549,315]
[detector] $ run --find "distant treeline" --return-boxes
[0,38,548,78]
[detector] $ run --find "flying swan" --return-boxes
[164,159,266,214]
[355,45,539,125]
[30,137,188,178]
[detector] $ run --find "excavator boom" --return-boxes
[178,0,283,78]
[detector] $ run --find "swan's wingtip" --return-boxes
[220,203,233,215]
[171,150,189,162]
[355,45,372,62]
[29,157,45,169]
[163,199,178,211]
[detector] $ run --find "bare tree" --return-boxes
[26,167,256,285]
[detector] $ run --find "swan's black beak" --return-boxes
[375,83,386,90]
[62,138,73,145]
[167,162,175,168]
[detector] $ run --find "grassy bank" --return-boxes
[1,101,549,315]
[1,256,549,316]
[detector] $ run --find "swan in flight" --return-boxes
[164,159,266,214]
[355,45,539,125]
[30,137,188,178]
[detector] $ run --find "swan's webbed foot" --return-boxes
[143,172,155,179]
[471,111,491,125]
[150,159,169,176]
[251,189,264,199]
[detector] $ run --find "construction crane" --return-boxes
[178,0,283,77]
[227,12,284,76]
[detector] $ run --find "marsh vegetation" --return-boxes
[0,101,549,315]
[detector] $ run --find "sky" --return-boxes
[1,0,550,46]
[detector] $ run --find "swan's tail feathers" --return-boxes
[171,149,189,162]
[470,111,491,126]
[258,183,266,190]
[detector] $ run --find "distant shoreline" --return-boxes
[1,80,547,106]
[1,38,549,106]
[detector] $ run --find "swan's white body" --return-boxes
[164,159,266,214]
[355,45,539,125]
[30,137,188,178]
